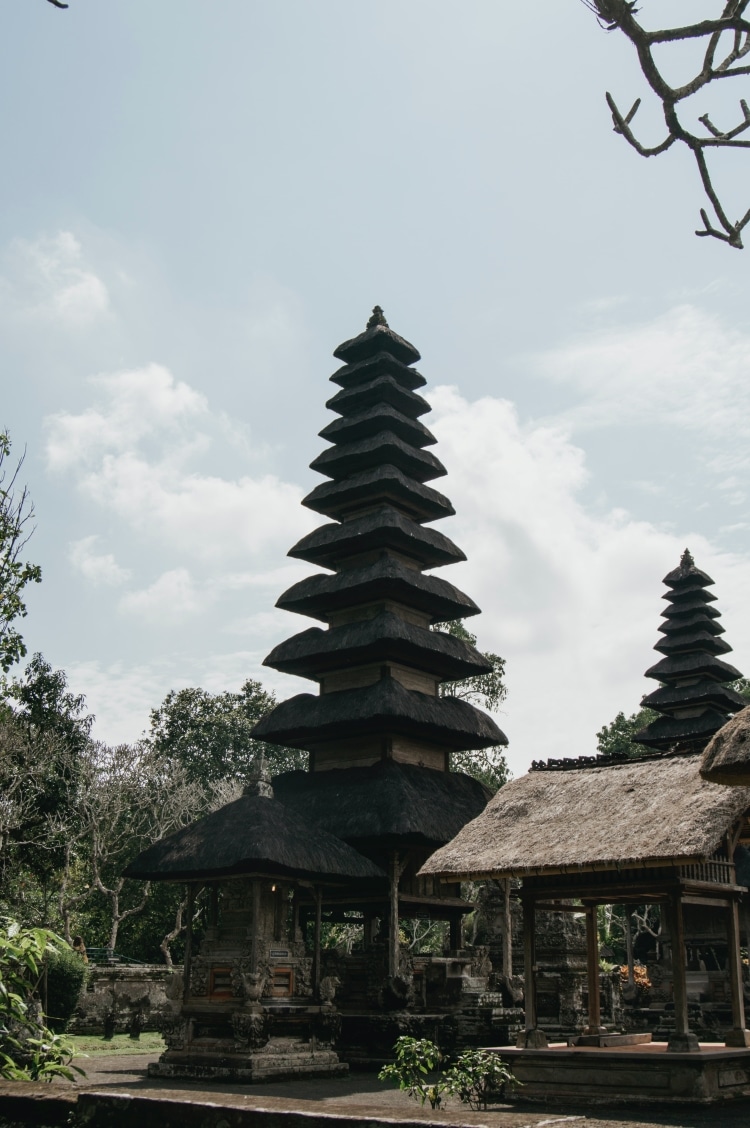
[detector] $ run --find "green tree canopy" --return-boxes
[595,707,658,760]
[0,433,42,675]
[147,679,304,787]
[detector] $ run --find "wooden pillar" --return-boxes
[584,904,604,1035]
[516,897,547,1048]
[183,884,194,1003]
[312,886,322,998]
[502,878,513,980]
[725,899,750,1046]
[389,851,400,978]
[665,894,699,1052]
[624,904,635,991]
[449,915,463,951]
[250,880,261,973]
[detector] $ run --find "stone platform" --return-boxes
[150,1037,348,1083]
[497,1040,750,1104]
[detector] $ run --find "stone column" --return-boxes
[665,894,699,1052]
[517,897,547,1048]
[312,886,322,999]
[724,899,750,1047]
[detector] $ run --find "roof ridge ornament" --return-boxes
[367,306,389,329]
[680,547,695,570]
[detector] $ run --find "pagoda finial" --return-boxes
[680,547,695,570]
[367,306,388,329]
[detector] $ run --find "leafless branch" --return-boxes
[584,0,750,248]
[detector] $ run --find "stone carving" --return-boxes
[161,1015,189,1051]
[319,974,340,1006]
[163,971,184,1011]
[240,966,267,1005]
[231,1009,268,1051]
[314,1006,341,1045]
[189,959,209,997]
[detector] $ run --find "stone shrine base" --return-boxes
[497,1040,750,1104]
[149,1037,348,1083]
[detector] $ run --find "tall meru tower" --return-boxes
[253,307,506,975]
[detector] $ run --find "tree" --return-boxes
[147,679,305,787]
[595,706,658,759]
[583,0,750,248]
[0,433,41,675]
[433,621,510,791]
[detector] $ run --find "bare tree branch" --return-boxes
[584,0,750,247]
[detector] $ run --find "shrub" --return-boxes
[378,1036,445,1108]
[45,946,87,1033]
[378,1036,517,1111]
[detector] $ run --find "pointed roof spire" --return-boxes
[634,551,745,754]
[367,305,388,329]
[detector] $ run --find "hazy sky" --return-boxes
[4,1,750,776]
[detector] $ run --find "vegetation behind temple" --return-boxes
[0,632,508,964]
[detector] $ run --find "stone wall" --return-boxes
[69,964,180,1034]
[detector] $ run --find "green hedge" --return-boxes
[45,947,87,1033]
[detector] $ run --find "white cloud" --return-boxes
[44,364,312,566]
[120,568,204,624]
[1,231,109,328]
[69,536,131,586]
[430,385,750,776]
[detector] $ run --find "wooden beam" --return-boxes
[389,851,400,979]
[724,899,750,1047]
[584,904,604,1035]
[665,894,699,1052]
[183,884,194,1004]
[516,898,547,1048]
[312,885,322,999]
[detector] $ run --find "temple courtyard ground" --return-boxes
[2,1046,750,1128]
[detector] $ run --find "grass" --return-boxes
[68,1032,165,1057]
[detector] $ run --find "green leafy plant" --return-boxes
[45,946,88,1033]
[444,1048,517,1109]
[0,920,84,1081]
[378,1036,445,1109]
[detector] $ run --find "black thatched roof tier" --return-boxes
[319,405,436,450]
[326,376,430,421]
[310,432,447,484]
[635,550,745,754]
[333,309,420,367]
[634,709,732,749]
[123,793,386,883]
[263,611,492,682]
[663,555,714,589]
[287,507,466,570]
[642,680,747,712]
[645,651,743,683]
[275,556,480,624]
[302,467,455,524]
[273,760,492,849]
[654,630,731,657]
[331,352,426,392]
[252,677,507,751]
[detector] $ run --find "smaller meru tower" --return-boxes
[634,549,746,753]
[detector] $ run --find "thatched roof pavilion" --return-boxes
[702,705,750,786]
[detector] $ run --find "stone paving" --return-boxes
[41,1052,750,1128]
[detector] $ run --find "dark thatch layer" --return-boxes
[658,610,722,632]
[263,611,492,682]
[701,707,750,786]
[273,760,492,849]
[302,466,455,524]
[123,793,386,883]
[664,558,713,588]
[642,680,747,712]
[663,593,718,615]
[319,405,436,450]
[327,376,430,421]
[654,630,731,656]
[287,506,466,570]
[645,651,743,683]
[330,352,426,392]
[275,556,480,624]
[252,677,507,751]
[333,322,420,367]
[310,432,446,484]
[419,753,750,880]
[633,710,734,749]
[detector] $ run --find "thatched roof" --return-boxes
[701,707,750,787]
[273,760,492,849]
[310,432,446,483]
[123,793,386,883]
[333,318,420,367]
[331,351,426,392]
[263,611,492,682]
[275,556,480,624]
[419,753,750,881]
[287,506,465,570]
[319,405,436,449]
[252,676,506,751]
[326,375,430,421]
[302,466,455,523]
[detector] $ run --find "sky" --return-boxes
[3,1,750,777]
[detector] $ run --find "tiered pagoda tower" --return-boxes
[253,308,506,976]
[634,549,746,753]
